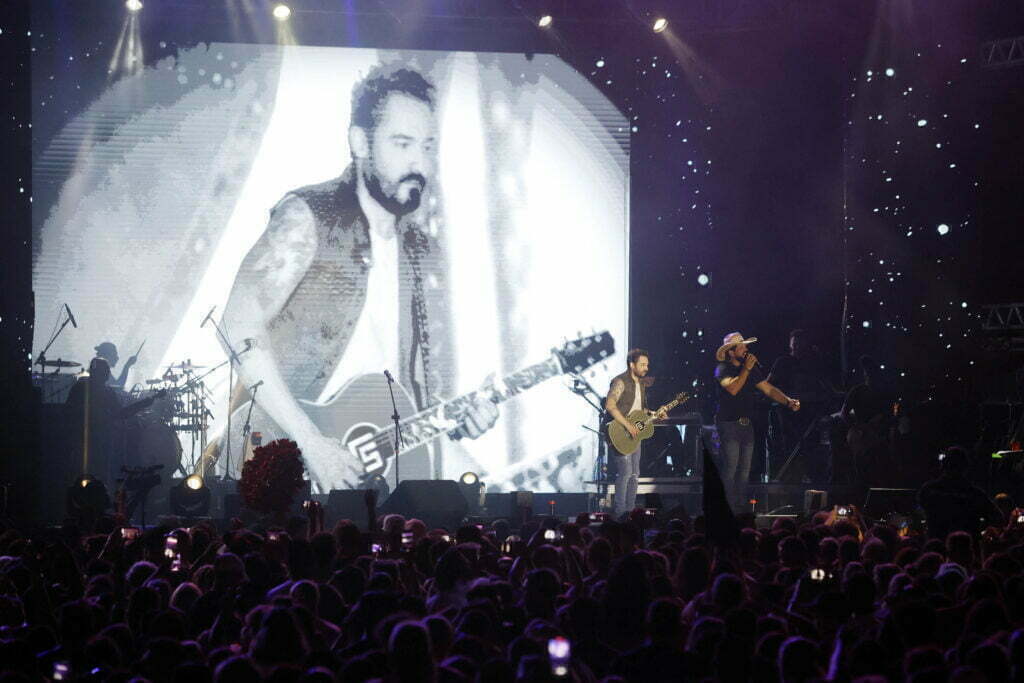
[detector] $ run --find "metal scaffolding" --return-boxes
[982,36,1024,69]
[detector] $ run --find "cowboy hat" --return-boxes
[715,332,758,362]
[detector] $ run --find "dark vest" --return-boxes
[610,370,647,416]
[266,167,451,408]
[266,169,373,399]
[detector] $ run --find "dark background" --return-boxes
[4,0,1024,512]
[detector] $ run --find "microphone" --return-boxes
[250,380,264,390]
[383,369,394,383]
[200,305,216,328]
[65,303,78,328]
[745,353,762,369]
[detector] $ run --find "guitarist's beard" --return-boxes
[364,169,427,218]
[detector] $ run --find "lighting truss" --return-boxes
[982,36,1024,69]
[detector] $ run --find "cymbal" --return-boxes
[38,359,81,368]
[167,362,206,370]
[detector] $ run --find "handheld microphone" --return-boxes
[200,305,216,328]
[65,303,78,328]
[383,369,394,383]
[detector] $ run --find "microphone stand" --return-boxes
[240,381,262,469]
[384,372,404,492]
[205,316,249,482]
[567,374,610,506]
[35,309,75,374]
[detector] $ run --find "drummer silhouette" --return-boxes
[65,357,171,488]
[94,341,138,390]
[65,358,123,484]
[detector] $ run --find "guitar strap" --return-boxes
[403,227,433,412]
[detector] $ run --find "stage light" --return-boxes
[170,476,211,517]
[697,273,710,286]
[538,15,553,28]
[272,4,291,21]
[66,475,110,519]
[652,17,668,33]
[125,0,143,12]
[458,472,484,514]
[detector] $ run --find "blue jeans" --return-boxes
[614,445,641,516]
[717,419,754,508]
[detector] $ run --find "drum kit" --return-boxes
[35,353,216,479]
[32,359,82,404]
[36,304,253,488]
[123,360,214,477]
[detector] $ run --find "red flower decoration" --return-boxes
[239,438,306,514]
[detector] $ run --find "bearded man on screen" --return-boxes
[212,64,498,490]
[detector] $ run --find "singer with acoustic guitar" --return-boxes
[715,332,800,508]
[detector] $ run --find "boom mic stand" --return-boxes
[240,380,262,468]
[384,370,404,492]
[567,374,611,505]
[35,307,76,374]
[202,310,251,481]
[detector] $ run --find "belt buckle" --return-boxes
[738,417,751,427]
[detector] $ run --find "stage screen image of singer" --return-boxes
[31,44,629,494]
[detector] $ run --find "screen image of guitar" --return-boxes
[216,332,615,488]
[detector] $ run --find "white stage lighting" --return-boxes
[460,471,479,486]
[273,4,292,21]
[185,474,205,490]
[538,15,553,28]
[652,17,668,33]
[125,0,143,12]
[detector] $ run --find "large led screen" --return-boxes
[32,44,629,493]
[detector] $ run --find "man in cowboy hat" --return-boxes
[714,332,800,508]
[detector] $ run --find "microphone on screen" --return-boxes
[200,306,216,328]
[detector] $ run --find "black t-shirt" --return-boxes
[715,362,765,422]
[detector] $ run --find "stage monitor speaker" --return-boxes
[530,492,596,518]
[379,480,467,531]
[327,489,373,526]
[863,488,918,520]
[804,489,828,515]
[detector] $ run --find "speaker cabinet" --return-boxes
[378,480,467,531]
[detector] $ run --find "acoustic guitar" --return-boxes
[215,332,616,488]
[605,391,690,456]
